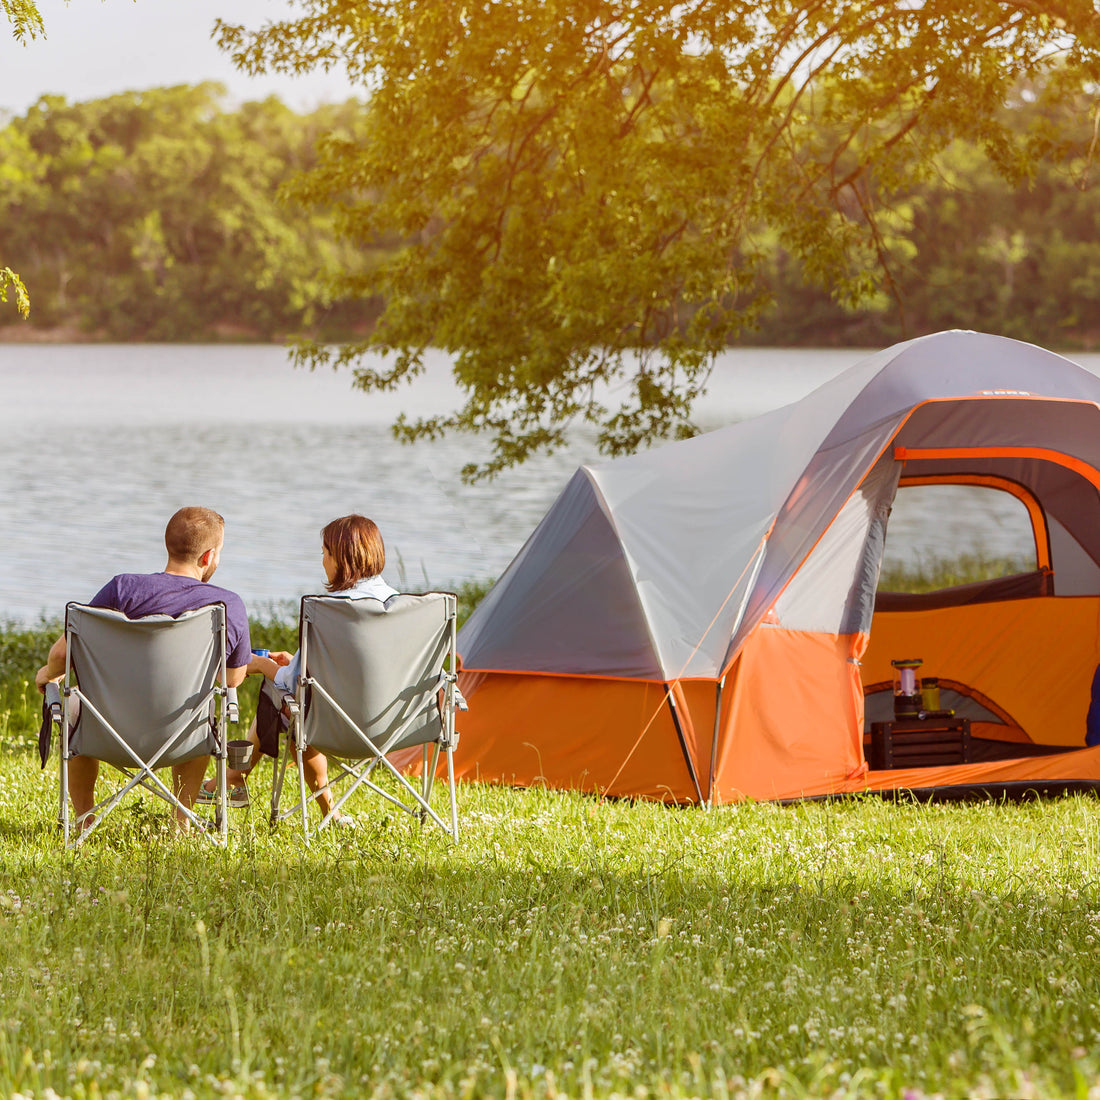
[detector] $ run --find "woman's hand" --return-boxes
[247,654,282,680]
[270,651,293,667]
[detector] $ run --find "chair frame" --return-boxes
[48,602,237,848]
[270,592,462,844]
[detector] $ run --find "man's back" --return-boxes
[89,572,251,668]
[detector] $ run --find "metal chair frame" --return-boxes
[46,602,237,848]
[269,592,463,844]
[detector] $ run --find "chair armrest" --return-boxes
[226,686,239,724]
[453,685,469,712]
[45,682,63,724]
[282,694,299,717]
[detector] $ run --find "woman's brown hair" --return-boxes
[322,514,386,593]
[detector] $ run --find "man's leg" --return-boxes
[172,755,210,831]
[68,755,99,830]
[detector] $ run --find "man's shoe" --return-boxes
[195,784,250,808]
[332,812,357,829]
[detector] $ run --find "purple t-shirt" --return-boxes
[89,573,252,669]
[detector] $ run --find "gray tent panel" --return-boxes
[67,604,222,770]
[821,332,1100,453]
[772,453,900,635]
[461,331,1100,687]
[589,353,900,678]
[458,470,661,677]
[1048,517,1100,596]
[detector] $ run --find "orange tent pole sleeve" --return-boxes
[894,445,1100,497]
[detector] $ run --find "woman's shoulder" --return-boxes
[342,575,399,600]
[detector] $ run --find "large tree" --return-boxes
[218,1,1100,477]
[2,0,43,318]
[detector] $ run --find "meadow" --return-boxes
[1,616,1099,1099]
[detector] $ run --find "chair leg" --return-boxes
[296,736,310,844]
[60,751,69,846]
[216,749,228,843]
[271,737,290,827]
[446,743,458,842]
[419,743,441,824]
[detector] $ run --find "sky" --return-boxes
[0,0,361,117]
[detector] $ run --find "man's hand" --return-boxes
[36,635,67,693]
[270,651,293,667]
[35,664,60,694]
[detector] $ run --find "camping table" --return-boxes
[870,717,972,770]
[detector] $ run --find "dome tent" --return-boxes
[451,331,1100,802]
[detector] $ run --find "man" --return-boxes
[35,506,255,832]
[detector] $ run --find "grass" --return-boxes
[878,551,1034,594]
[2,614,1099,1098]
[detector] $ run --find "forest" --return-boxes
[1,81,1098,348]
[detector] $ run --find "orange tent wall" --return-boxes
[427,598,1100,804]
[450,671,719,802]
[711,626,867,802]
[863,596,1100,746]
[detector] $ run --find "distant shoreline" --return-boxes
[0,324,289,345]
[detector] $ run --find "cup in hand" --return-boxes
[252,648,270,658]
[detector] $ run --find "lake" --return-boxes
[3,343,1098,625]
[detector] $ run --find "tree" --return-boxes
[2,0,43,43]
[0,85,371,339]
[214,4,1100,477]
[222,2,1100,478]
[2,0,43,317]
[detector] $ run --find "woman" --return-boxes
[200,514,398,824]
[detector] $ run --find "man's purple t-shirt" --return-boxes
[89,573,251,669]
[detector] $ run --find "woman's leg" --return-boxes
[301,746,338,817]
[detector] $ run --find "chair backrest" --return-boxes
[300,592,454,758]
[66,602,224,770]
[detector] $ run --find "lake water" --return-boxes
[3,343,1098,625]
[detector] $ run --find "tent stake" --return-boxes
[665,686,704,805]
[706,675,726,809]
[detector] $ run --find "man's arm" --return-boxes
[225,664,248,689]
[35,634,67,693]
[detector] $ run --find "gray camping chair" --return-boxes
[269,592,465,843]
[44,602,237,848]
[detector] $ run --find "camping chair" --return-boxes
[269,592,465,843]
[43,602,237,848]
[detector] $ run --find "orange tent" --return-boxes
[450,331,1100,802]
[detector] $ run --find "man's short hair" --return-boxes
[322,514,386,592]
[164,507,225,563]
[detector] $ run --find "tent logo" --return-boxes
[979,389,1032,396]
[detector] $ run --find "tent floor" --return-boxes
[798,778,1100,805]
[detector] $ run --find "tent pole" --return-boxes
[664,686,704,805]
[706,675,726,809]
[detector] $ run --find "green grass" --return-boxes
[2,621,1100,1098]
[878,551,1033,594]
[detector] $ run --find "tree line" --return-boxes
[0,84,380,341]
[1,80,1098,351]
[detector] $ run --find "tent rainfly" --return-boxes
[449,331,1100,802]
